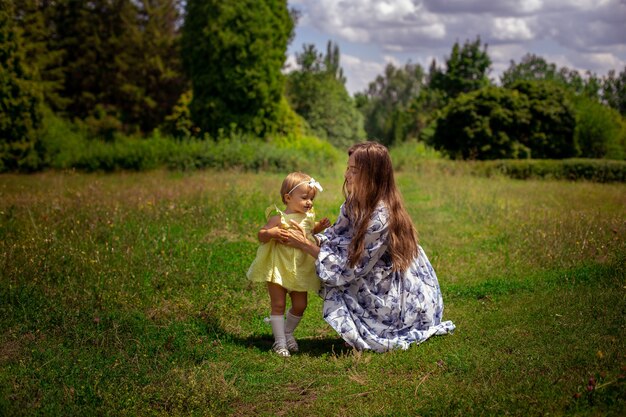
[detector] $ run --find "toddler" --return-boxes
[247,172,330,357]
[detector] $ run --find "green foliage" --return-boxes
[273,95,311,138]
[470,158,626,182]
[574,94,626,159]
[40,113,169,171]
[510,80,578,159]
[39,109,91,169]
[121,0,186,133]
[501,53,604,101]
[389,140,443,171]
[12,0,67,111]
[160,90,197,138]
[356,62,427,146]
[285,42,364,149]
[166,134,340,173]
[429,36,492,100]
[431,86,532,160]
[432,81,578,160]
[0,0,44,172]
[602,66,626,116]
[51,0,135,126]
[38,0,185,135]
[182,0,293,138]
[38,112,339,173]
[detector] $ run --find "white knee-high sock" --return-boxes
[270,315,286,346]
[284,310,302,337]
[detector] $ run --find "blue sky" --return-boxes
[286,0,626,95]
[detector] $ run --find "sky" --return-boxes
[286,0,626,95]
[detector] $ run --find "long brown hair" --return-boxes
[344,141,419,272]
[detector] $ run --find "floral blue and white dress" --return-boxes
[315,202,455,352]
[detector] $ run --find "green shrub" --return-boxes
[166,133,340,173]
[36,113,341,173]
[40,111,93,169]
[390,140,443,171]
[396,157,626,183]
[574,95,626,160]
[476,159,626,182]
[431,82,578,160]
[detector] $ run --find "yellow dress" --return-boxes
[246,206,321,292]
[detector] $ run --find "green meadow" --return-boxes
[1,166,624,416]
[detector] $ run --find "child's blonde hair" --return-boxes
[280,172,313,204]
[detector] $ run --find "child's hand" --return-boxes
[314,217,331,234]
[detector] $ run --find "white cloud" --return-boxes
[283,54,299,73]
[492,17,534,41]
[571,52,626,75]
[341,54,389,94]
[289,0,626,93]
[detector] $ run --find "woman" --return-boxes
[286,141,455,352]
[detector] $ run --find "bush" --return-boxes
[390,140,443,171]
[431,82,578,160]
[166,133,340,173]
[431,86,532,159]
[474,159,626,182]
[38,113,341,173]
[574,95,626,160]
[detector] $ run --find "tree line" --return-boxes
[1,0,625,172]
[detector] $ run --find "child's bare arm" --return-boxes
[313,217,331,234]
[258,215,289,243]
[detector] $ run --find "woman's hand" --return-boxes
[284,220,321,259]
[273,227,290,244]
[284,220,308,248]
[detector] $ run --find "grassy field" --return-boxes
[1,166,625,416]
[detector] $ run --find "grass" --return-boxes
[0,166,625,416]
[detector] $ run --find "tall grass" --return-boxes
[0,168,624,416]
[38,113,341,174]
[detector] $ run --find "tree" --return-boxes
[510,80,578,159]
[0,0,44,171]
[12,0,67,111]
[182,0,293,138]
[431,87,531,160]
[48,0,138,137]
[429,36,492,100]
[38,0,186,137]
[602,66,626,116]
[431,81,578,160]
[122,0,186,133]
[356,62,426,145]
[286,41,364,149]
[500,54,559,87]
[501,53,601,98]
[574,94,626,159]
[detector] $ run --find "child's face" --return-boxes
[285,185,315,214]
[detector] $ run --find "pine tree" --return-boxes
[0,0,44,171]
[47,0,135,136]
[13,0,67,111]
[121,0,186,133]
[431,37,492,100]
